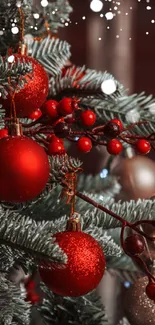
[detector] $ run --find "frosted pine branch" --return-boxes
[0,210,67,266]
[50,65,125,99]
[28,0,73,35]
[39,286,107,325]
[28,37,71,77]
[0,273,30,325]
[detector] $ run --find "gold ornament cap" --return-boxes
[66,213,81,232]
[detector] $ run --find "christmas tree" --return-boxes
[0,1,155,325]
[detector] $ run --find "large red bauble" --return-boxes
[0,136,50,202]
[39,231,106,297]
[0,55,48,117]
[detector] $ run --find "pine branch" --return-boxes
[0,210,67,267]
[49,154,82,186]
[39,286,108,325]
[81,93,155,136]
[0,56,33,99]
[50,65,125,99]
[76,195,155,229]
[0,273,30,325]
[28,37,71,77]
[28,0,73,35]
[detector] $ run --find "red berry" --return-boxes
[124,234,145,256]
[135,139,151,155]
[0,128,8,139]
[57,98,75,116]
[47,134,63,144]
[110,119,123,130]
[77,137,92,153]
[107,139,123,155]
[28,109,42,120]
[42,100,58,119]
[146,282,155,301]
[80,110,96,127]
[48,139,65,156]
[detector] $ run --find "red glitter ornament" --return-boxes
[28,109,42,120]
[135,139,151,155]
[39,231,106,296]
[80,110,96,127]
[0,55,48,118]
[0,128,8,139]
[77,137,92,153]
[0,136,50,202]
[107,139,123,155]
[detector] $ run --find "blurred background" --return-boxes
[59,0,155,96]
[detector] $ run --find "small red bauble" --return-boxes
[25,279,35,290]
[0,55,49,117]
[42,100,58,119]
[0,128,8,139]
[47,135,63,144]
[107,139,123,155]
[146,282,155,301]
[25,292,40,304]
[135,139,151,155]
[77,137,92,153]
[57,98,75,116]
[80,110,96,127]
[39,231,106,297]
[124,234,145,256]
[28,109,42,120]
[48,139,65,156]
[0,136,50,202]
[110,119,123,130]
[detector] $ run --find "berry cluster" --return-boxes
[25,278,40,305]
[19,97,153,157]
[40,98,97,155]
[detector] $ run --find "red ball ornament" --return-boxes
[80,110,96,126]
[110,118,123,130]
[0,55,48,118]
[39,231,106,296]
[135,139,151,155]
[57,98,76,116]
[0,136,50,202]
[146,282,155,301]
[0,128,8,139]
[48,138,65,156]
[77,137,92,153]
[42,99,58,119]
[124,234,145,256]
[107,139,123,155]
[28,109,42,120]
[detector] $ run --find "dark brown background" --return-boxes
[60,0,155,96]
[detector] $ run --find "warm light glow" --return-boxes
[8,55,15,63]
[11,26,19,34]
[90,0,103,13]
[105,12,114,20]
[101,79,117,95]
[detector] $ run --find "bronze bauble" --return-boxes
[124,276,155,325]
[112,155,155,200]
